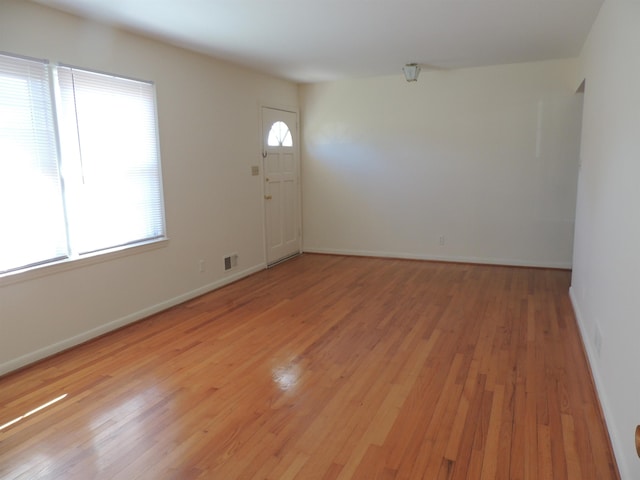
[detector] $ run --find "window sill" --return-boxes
[0,237,169,287]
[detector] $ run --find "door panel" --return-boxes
[262,107,300,265]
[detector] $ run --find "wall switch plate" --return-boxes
[251,165,260,176]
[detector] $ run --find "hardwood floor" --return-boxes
[0,254,619,479]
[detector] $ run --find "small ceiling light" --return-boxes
[402,63,421,82]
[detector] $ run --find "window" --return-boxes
[56,66,165,254]
[0,54,68,273]
[267,121,292,147]
[0,53,165,275]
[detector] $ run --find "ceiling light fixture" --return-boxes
[402,63,421,82]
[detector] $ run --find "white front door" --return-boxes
[262,107,300,265]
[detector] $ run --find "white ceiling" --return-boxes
[33,0,603,83]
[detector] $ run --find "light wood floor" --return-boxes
[0,254,619,479]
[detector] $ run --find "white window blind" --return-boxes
[0,53,68,274]
[56,66,165,255]
[0,53,166,276]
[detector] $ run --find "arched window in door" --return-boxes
[267,121,293,147]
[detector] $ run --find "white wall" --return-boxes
[300,60,583,268]
[0,0,298,374]
[571,1,640,478]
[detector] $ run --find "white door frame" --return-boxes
[260,104,302,266]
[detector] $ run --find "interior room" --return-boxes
[0,0,638,478]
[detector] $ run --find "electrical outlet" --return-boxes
[594,324,602,357]
[251,165,259,176]
[439,235,445,246]
[198,259,205,273]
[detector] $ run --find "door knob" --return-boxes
[264,194,272,200]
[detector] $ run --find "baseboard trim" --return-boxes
[303,247,572,269]
[0,263,266,377]
[569,287,626,480]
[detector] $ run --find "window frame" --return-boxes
[267,120,293,147]
[0,53,168,283]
